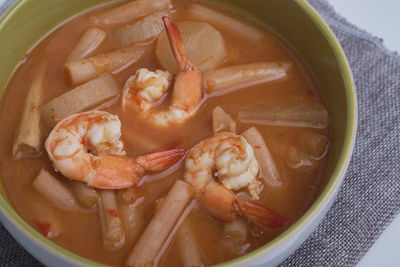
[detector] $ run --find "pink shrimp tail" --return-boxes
[89,143,187,189]
[162,16,203,111]
[237,198,287,228]
[136,147,187,172]
[162,16,191,70]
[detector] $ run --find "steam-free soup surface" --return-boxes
[0,0,329,266]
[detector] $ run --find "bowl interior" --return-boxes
[0,0,356,266]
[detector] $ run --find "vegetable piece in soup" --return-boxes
[156,21,227,73]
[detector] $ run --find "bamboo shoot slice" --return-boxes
[204,62,291,95]
[65,45,147,85]
[153,200,196,266]
[70,181,98,208]
[125,180,193,267]
[40,74,120,126]
[12,65,44,159]
[188,3,264,41]
[238,102,329,129]
[114,11,169,46]
[212,106,236,134]
[32,168,85,212]
[241,127,282,187]
[156,21,226,74]
[118,196,145,245]
[98,190,125,251]
[90,0,171,26]
[67,27,106,62]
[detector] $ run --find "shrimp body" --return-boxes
[122,17,202,127]
[45,110,186,189]
[186,132,261,199]
[184,132,287,227]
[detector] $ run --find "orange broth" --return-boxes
[0,0,328,266]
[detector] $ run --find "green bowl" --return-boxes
[0,0,356,266]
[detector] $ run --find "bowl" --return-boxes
[0,0,357,266]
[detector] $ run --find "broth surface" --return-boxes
[0,1,328,266]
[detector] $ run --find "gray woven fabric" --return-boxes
[1,0,400,266]
[281,0,400,266]
[0,0,12,15]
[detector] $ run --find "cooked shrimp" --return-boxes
[122,16,202,127]
[45,110,186,189]
[184,132,287,227]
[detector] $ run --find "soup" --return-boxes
[0,0,330,266]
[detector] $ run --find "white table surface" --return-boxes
[326,1,400,267]
[0,0,399,266]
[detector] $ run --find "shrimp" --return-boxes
[45,110,186,189]
[184,132,287,227]
[122,16,202,127]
